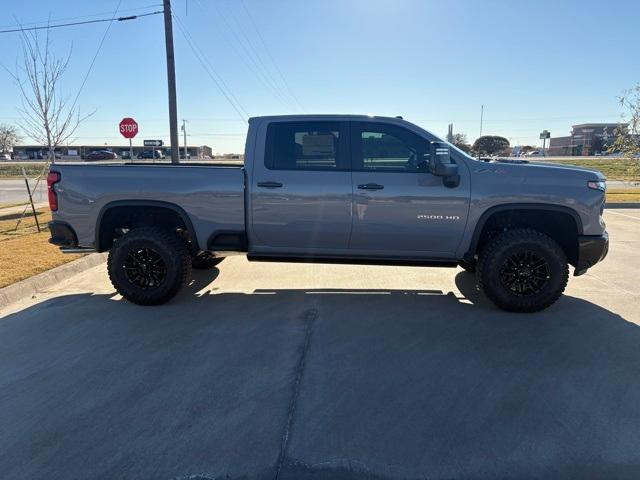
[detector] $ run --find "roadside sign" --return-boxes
[539,130,551,157]
[119,118,138,163]
[119,118,138,139]
[144,140,163,147]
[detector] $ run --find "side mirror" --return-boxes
[429,141,459,177]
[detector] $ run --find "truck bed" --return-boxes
[51,163,246,251]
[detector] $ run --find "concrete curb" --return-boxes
[605,202,640,209]
[0,252,107,310]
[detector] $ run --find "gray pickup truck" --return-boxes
[47,115,608,312]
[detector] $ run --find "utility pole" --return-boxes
[163,0,180,164]
[182,119,188,160]
[478,105,484,159]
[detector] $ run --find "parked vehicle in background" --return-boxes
[526,150,544,157]
[85,150,118,161]
[0,153,11,161]
[47,114,609,312]
[137,150,165,159]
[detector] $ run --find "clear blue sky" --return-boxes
[0,0,638,153]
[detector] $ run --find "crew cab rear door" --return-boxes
[349,121,469,256]
[249,120,353,250]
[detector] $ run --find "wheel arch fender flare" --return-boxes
[464,203,583,259]
[95,200,199,252]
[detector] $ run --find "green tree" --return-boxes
[473,136,510,156]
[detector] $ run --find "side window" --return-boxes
[265,122,344,170]
[354,123,429,172]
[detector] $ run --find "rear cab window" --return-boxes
[265,121,349,170]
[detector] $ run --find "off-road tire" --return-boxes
[476,228,568,313]
[191,251,223,269]
[108,227,191,305]
[459,259,476,273]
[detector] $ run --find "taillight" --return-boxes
[47,171,61,211]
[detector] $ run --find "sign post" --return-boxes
[539,130,551,157]
[119,117,139,161]
[144,140,163,163]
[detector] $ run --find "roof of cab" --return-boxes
[248,114,407,123]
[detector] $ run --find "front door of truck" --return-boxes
[349,121,469,256]
[250,120,353,250]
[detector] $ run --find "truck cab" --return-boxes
[245,116,467,259]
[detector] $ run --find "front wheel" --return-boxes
[107,227,192,305]
[477,228,568,313]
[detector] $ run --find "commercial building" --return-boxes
[548,123,625,156]
[10,144,213,160]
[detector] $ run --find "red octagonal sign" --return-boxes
[119,117,138,139]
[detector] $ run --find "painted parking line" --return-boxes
[606,210,640,221]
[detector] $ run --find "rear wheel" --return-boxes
[107,227,191,305]
[191,251,223,269]
[477,228,568,312]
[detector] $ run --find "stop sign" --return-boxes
[119,117,138,139]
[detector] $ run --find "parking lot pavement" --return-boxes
[1,210,639,480]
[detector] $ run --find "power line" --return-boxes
[172,12,249,120]
[195,0,297,112]
[69,0,124,114]
[238,0,304,112]
[0,4,162,29]
[0,10,163,34]
[171,13,249,122]
[220,1,298,111]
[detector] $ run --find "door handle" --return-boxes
[257,181,283,188]
[357,183,384,190]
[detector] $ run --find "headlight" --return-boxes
[587,180,606,192]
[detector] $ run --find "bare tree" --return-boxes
[0,123,20,153]
[610,83,640,159]
[450,133,471,154]
[9,28,91,162]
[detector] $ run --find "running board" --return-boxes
[247,255,458,268]
[60,247,97,254]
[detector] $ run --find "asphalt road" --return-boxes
[1,210,639,480]
[0,178,47,204]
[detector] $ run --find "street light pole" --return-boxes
[163,0,179,164]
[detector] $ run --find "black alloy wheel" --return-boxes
[123,247,167,289]
[499,250,550,296]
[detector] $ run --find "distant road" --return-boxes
[0,179,47,205]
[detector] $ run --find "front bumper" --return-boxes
[48,221,78,248]
[574,231,609,276]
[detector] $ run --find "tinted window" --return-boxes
[353,123,429,172]
[266,122,343,170]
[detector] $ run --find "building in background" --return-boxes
[548,123,626,156]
